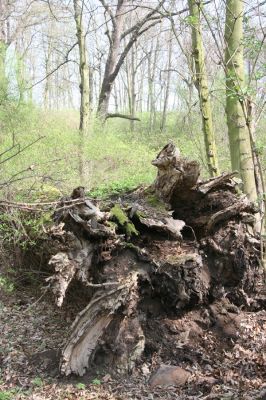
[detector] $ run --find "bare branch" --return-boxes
[106,113,140,121]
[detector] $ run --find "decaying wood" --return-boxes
[151,141,200,205]
[60,272,140,376]
[41,142,262,377]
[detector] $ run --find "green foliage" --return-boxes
[0,209,51,250]
[76,382,86,390]
[91,378,101,385]
[0,98,264,201]
[31,377,43,387]
[0,391,13,400]
[0,276,14,294]
[0,388,23,400]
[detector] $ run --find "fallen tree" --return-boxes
[36,143,262,376]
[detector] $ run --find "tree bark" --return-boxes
[96,0,125,119]
[96,0,168,120]
[39,142,261,377]
[160,34,173,132]
[0,0,7,99]
[225,0,257,202]
[188,0,219,177]
[73,0,90,181]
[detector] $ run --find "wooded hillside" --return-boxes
[0,1,265,399]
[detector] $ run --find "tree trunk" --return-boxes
[73,0,90,181]
[96,1,166,120]
[225,0,257,202]
[160,34,173,132]
[130,46,136,132]
[188,0,219,177]
[0,0,7,99]
[43,37,52,109]
[96,1,125,119]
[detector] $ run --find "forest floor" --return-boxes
[0,284,265,400]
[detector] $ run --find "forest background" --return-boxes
[0,0,265,201]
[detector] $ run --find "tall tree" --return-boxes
[225,0,257,201]
[96,0,188,120]
[73,0,90,181]
[0,0,8,98]
[188,0,219,177]
[160,32,173,133]
[73,0,90,133]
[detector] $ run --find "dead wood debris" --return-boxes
[1,142,264,400]
[36,142,263,378]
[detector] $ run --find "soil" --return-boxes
[0,285,265,399]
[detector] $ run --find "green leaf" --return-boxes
[76,382,86,390]
[91,378,101,385]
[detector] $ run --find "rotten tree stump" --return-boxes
[45,142,261,376]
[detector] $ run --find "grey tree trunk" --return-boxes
[73,0,90,181]
[96,0,167,120]
[160,34,173,132]
[97,0,125,119]
[0,0,7,97]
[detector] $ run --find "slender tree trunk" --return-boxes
[0,0,7,98]
[130,46,136,132]
[89,68,93,112]
[225,0,257,202]
[44,38,52,109]
[125,58,131,113]
[74,0,90,132]
[97,1,124,119]
[73,0,90,181]
[96,0,165,120]
[160,34,173,132]
[148,38,159,132]
[188,0,219,176]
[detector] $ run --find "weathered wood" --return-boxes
[197,171,239,194]
[152,141,200,205]
[60,272,140,376]
[42,142,261,377]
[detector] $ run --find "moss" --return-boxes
[145,193,165,210]
[105,221,117,233]
[110,204,138,237]
[125,222,139,237]
[135,210,147,219]
[110,204,128,225]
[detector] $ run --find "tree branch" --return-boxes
[106,113,140,121]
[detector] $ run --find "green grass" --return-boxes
[0,100,265,201]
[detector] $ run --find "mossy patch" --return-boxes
[125,222,138,237]
[110,204,128,225]
[145,193,165,210]
[110,204,138,237]
[105,220,117,233]
[135,210,147,219]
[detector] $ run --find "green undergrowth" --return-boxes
[0,209,51,249]
[0,103,265,201]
